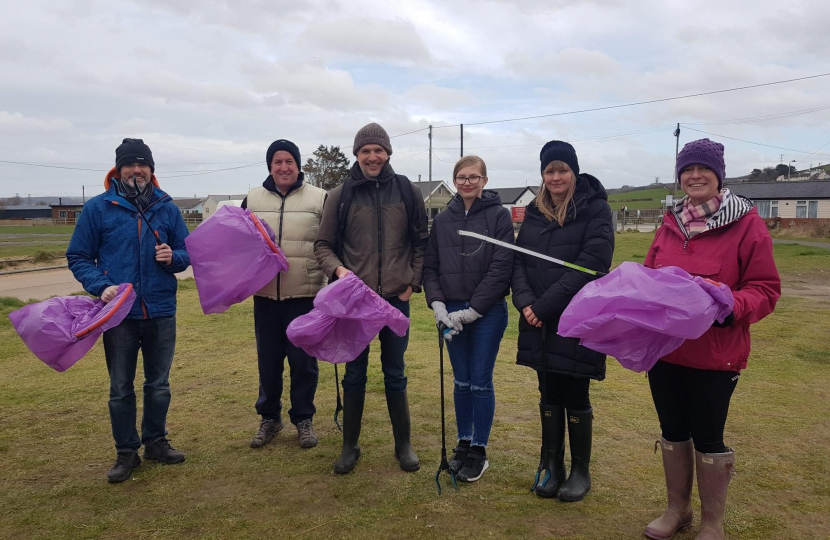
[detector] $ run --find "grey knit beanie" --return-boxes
[353,123,393,156]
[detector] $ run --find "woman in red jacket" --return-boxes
[642,139,780,540]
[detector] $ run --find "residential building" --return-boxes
[729,181,830,220]
[202,194,248,218]
[412,180,454,220]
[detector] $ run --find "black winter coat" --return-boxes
[423,190,514,315]
[512,174,614,380]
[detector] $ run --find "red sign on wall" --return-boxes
[512,206,526,222]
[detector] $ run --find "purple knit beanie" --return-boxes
[676,138,726,189]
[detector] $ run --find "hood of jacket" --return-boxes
[103,166,159,191]
[526,173,607,225]
[446,189,503,216]
[348,160,396,187]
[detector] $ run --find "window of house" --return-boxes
[770,200,778,218]
[205,208,210,214]
[808,200,818,219]
[796,201,807,218]
[755,200,770,218]
[59,211,67,218]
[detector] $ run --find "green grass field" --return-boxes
[0,236,828,540]
[608,188,678,210]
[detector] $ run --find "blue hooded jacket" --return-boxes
[67,168,190,319]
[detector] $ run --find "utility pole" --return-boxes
[673,123,680,194]
[428,125,433,222]
[82,185,85,204]
[780,154,784,164]
[460,124,464,158]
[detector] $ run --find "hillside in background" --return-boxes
[607,185,678,210]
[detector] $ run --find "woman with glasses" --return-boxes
[423,155,514,483]
[512,141,614,501]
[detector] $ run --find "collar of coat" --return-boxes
[671,188,754,231]
[262,172,305,197]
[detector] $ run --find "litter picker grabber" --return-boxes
[435,323,458,494]
[531,323,547,492]
[131,175,163,247]
[457,230,607,277]
[333,364,344,432]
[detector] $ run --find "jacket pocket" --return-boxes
[656,253,721,280]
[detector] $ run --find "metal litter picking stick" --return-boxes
[457,230,607,277]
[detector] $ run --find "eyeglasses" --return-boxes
[454,175,483,185]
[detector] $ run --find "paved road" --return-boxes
[0,267,194,301]
[772,238,830,251]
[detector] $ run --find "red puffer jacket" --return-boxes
[644,191,781,372]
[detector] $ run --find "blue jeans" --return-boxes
[445,300,508,447]
[102,316,177,452]
[343,297,409,394]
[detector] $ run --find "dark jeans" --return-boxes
[102,316,177,452]
[253,296,319,425]
[446,300,508,447]
[342,296,410,394]
[537,372,592,411]
[648,360,739,454]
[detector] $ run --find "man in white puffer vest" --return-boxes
[242,139,327,450]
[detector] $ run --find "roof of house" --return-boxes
[412,181,452,199]
[0,205,53,211]
[489,187,535,204]
[206,194,248,202]
[729,181,830,200]
[172,198,205,210]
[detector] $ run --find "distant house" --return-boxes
[412,180,454,220]
[0,205,53,220]
[172,198,206,217]
[202,194,248,218]
[489,186,538,220]
[729,181,830,219]
[51,204,84,223]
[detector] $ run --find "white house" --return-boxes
[489,186,538,217]
[729,181,830,219]
[412,180,454,220]
[202,194,248,218]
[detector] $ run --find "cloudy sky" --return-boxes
[1,0,828,199]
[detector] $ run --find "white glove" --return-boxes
[448,307,482,328]
[432,301,461,341]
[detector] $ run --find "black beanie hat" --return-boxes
[540,140,579,176]
[115,138,155,172]
[266,139,302,170]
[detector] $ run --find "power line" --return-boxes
[433,72,830,129]
[682,126,830,157]
[682,105,830,126]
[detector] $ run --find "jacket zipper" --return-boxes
[277,193,286,300]
[137,215,148,319]
[376,181,384,296]
[460,213,468,290]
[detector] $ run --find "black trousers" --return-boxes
[648,360,739,454]
[253,296,318,425]
[537,372,591,411]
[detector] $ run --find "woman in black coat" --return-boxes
[512,140,614,501]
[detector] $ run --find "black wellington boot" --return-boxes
[386,389,420,472]
[534,402,566,498]
[334,392,365,474]
[558,407,593,502]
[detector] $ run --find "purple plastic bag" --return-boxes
[558,262,734,373]
[287,273,410,364]
[8,283,136,372]
[186,205,289,314]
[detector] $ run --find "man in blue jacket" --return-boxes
[67,138,190,483]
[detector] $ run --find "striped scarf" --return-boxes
[679,192,723,237]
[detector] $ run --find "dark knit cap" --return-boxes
[676,138,726,190]
[353,123,393,156]
[540,140,579,176]
[115,138,154,172]
[266,139,302,171]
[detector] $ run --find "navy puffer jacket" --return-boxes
[512,174,614,379]
[423,190,514,315]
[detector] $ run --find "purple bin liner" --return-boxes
[186,205,289,314]
[287,273,410,364]
[558,262,734,373]
[9,283,136,372]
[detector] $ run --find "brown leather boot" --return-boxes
[694,449,735,540]
[644,438,695,540]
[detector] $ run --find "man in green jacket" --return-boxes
[315,123,429,475]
